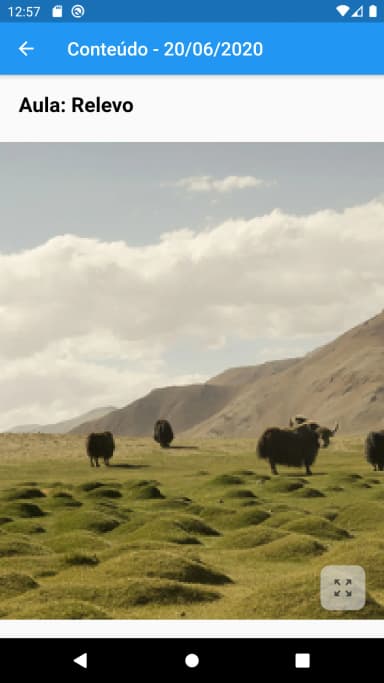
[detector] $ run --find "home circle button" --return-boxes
[185,653,199,668]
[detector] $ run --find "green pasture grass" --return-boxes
[4,599,110,619]
[0,534,51,557]
[1,487,46,501]
[0,433,383,618]
[90,549,231,585]
[217,527,286,549]
[223,488,257,499]
[281,515,350,540]
[0,572,38,599]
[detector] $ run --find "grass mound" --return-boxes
[53,510,120,534]
[225,509,271,529]
[231,470,257,477]
[255,534,326,561]
[53,491,75,499]
[79,482,105,492]
[3,487,46,501]
[325,536,384,591]
[38,579,221,608]
[282,515,350,540]
[126,519,201,546]
[129,485,164,500]
[323,509,339,521]
[65,552,99,567]
[264,478,305,493]
[155,497,193,510]
[0,535,51,557]
[49,499,82,509]
[5,503,45,518]
[234,572,384,619]
[238,500,260,508]
[198,505,240,528]
[218,527,286,549]
[6,520,45,535]
[224,489,257,499]
[332,473,363,485]
[335,501,384,531]
[48,492,82,508]
[0,572,38,599]
[99,550,231,585]
[370,489,384,501]
[294,487,325,498]
[124,479,159,489]
[174,516,220,536]
[87,488,122,499]
[46,531,111,553]
[209,474,244,486]
[265,510,308,528]
[6,599,110,619]
[0,517,12,526]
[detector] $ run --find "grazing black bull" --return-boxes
[365,431,384,471]
[154,419,174,448]
[86,431,115,467]
[289,416,339,448]
[257,423,321,476]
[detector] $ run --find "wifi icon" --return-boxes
[336,4,351,15]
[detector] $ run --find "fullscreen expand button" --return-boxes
[320,565,366,610]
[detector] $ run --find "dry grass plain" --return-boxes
[0,433,383,619]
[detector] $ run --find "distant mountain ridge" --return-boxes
[8,406,117,434]
[71,311,384,437]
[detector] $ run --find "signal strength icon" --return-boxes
[351,5,364,16]
[336,4,351,15]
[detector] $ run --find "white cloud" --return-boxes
[173,174,273,193]
[0,348,205,431]
[1,197,384,428]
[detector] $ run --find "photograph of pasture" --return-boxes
[1,143,384,619]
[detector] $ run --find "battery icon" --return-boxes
[369,5,378,17]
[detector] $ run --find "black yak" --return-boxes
[86,431,115,467]
[289,416,339,448]
[154,419,174,448]
[257,423,321,475]
[365,431,384,471]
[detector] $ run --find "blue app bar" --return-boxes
[0,23,383,74]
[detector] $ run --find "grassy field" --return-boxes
[0,433,383,619]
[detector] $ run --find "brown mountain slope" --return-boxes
[207,359,299,387]
[186,310,384,437]
[71,360,298,436]
[72,310,384,437]
[71,384,239,436]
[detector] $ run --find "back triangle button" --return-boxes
[74,653,87,669]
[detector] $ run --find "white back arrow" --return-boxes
[19,41,35,57]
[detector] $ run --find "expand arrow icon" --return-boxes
[19,41,35,57]
[74,653,87,669]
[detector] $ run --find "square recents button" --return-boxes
[295,653,310,669]
[320,565,366,611]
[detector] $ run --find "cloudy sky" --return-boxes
[1,143,384,430]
